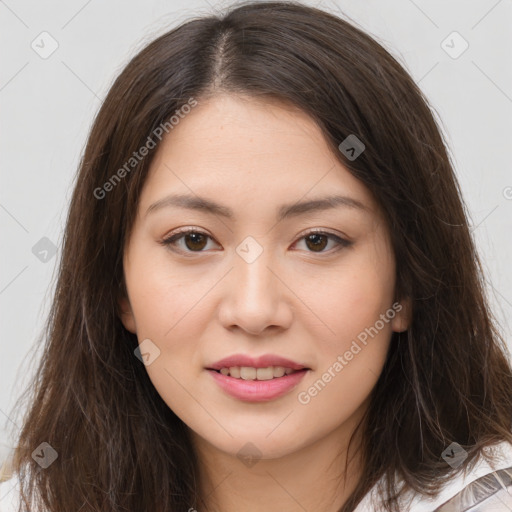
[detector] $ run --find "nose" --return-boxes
[217,245,293,336]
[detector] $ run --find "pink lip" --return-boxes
[207,368,309,402]
[206,354,311,402]
[207,354,308,371]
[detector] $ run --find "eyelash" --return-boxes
[159,227,352,256]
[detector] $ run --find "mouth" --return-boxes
[205,358,311,402]
[205,354,311,401]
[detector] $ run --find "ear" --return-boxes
[118,295,137,334]
[391,297,412,333]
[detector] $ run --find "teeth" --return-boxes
[217,366,300,380]
[273,366,286,378]
[256,367,274,380]
[240,367,257,380]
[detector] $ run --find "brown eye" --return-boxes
[294,230,352,254]
[182,232,208,251]
[160,228,352,256]
[160,229,217,254]
[304,233,329,252]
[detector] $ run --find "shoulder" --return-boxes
[0,472,21,512]
[354,439,512,512]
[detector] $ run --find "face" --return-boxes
[119,94,410,461]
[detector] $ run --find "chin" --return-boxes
[194,426,305,461]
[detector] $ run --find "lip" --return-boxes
[207,354,308,371]
[207,368,309,402]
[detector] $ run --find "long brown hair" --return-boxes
[7,1,512,511]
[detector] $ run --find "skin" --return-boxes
[119,93,411,512]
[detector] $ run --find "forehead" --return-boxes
[140,94,380,218]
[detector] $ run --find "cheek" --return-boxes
[125,243,210,338]
[296,252,395,346]
[293,268,394,433]
[124,251,210,416]
[293,245,395,409]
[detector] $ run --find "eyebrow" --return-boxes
[145,193,369,221]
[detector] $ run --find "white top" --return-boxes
[1,440,511,511]
[354,439,512,511]
[0,472,21,512]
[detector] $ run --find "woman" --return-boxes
[2,1,512,511]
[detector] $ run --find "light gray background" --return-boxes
[1,0,511,467]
